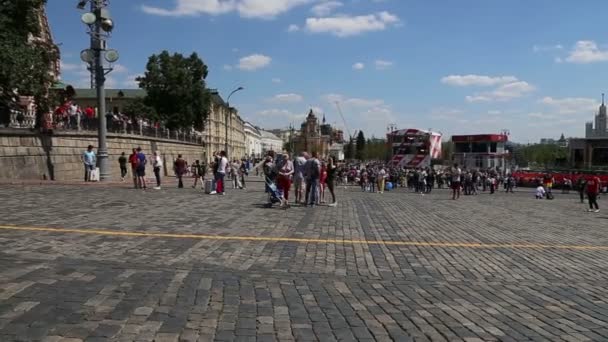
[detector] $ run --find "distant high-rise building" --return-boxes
[586,94,608,138]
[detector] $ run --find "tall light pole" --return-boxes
[78,0,118,181]
[225,86,243,158]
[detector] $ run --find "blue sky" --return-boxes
[48,0,608,143]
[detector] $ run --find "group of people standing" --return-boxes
[262,151,338,208]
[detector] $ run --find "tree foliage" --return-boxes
[355,131,366,160]
[137,51,210,130]
[364,138,388,161]
[516,144,568,168]
[123,97,157,121]
[0,0,59,125]
[344,138,354,160]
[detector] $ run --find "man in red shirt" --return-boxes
[586,174,601,213]
[128,148,139,188]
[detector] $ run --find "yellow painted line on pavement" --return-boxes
[0,224,606,251]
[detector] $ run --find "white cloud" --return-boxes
[272,78,282,83]
[565,40,608,64]
[352,62,365,70]
[465,81,536,102]
[441,74,518,87]
[142,0,312,19]
[323,93,383,107]
[533,44,563,53]
[123,74,142,89]
[539,96,599,114]
[528,112,555,120]
[60,61,81,72]
[269,93,304,103]
[237,54,271,71]
[257,109,307,122]
[287,24,300,32]
[310,1,343,16]
[305,11,400,37]
[111,64,129,74]
[374,59,393,70]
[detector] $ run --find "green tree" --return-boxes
[123,97,157,121]
[0,0,59,126]
[344,138,354,160]
[355,131,366,160]
[137,51,210,130]
[515,144,568,168]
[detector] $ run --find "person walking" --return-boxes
[216,151,228,195]
[319,161,328,203]
[81,145,96,182]
[231,159,242,189]
[586,174,601,212]
[378,166,387,194]
[304,151,321,207]
[326,157,338,207]
[192,160,205,189]
[239,159,248,190]
[209,152,219,194]
[293,152,307,204]
[128,148,139,188]
[278,153,294,205]
[118,152,128,182]
[135,147,147,190]
[174,154,187,188]
[451,163,462,200]
[152,151,162,190]
[576,174,587,203]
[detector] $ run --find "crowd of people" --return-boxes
[80,145,603,212]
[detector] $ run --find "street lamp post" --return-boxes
[78,0,118,181]
[225,86,243,159]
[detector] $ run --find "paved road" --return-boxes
[0,180,607,341]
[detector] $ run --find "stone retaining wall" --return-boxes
[0,129,205,181]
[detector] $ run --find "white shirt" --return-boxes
[536,186,546,197]
[218,157,228,173]
[153,155,163,168]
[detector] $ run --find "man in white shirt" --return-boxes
[217,151,228,195]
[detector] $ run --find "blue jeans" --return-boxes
[306,178,319,205]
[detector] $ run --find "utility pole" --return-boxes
[78,0,118,181]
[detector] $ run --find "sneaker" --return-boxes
[595,209,600,213]
[209,191,217,195]
[154,186,161,190]
[221,193,226,195]
[588,209,594,212]
[328,202,337,207]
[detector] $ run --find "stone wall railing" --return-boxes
[6,113,204,145]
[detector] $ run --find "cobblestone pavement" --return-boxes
[1,179,608,342]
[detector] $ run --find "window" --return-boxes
[490,142,497,153]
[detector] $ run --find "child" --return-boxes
[535,185,546,199]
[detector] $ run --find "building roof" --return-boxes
[74,88,146,99]
[259,130,282,141]
[208,89,227,106]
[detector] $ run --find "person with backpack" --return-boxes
[135,147,147,190]
[118,152,128,182]
[128,148,139,188]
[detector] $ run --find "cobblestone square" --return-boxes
[1,181,608,341]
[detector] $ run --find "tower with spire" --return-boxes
[586,93,608,138]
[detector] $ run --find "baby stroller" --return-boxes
[264,176,289,209]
